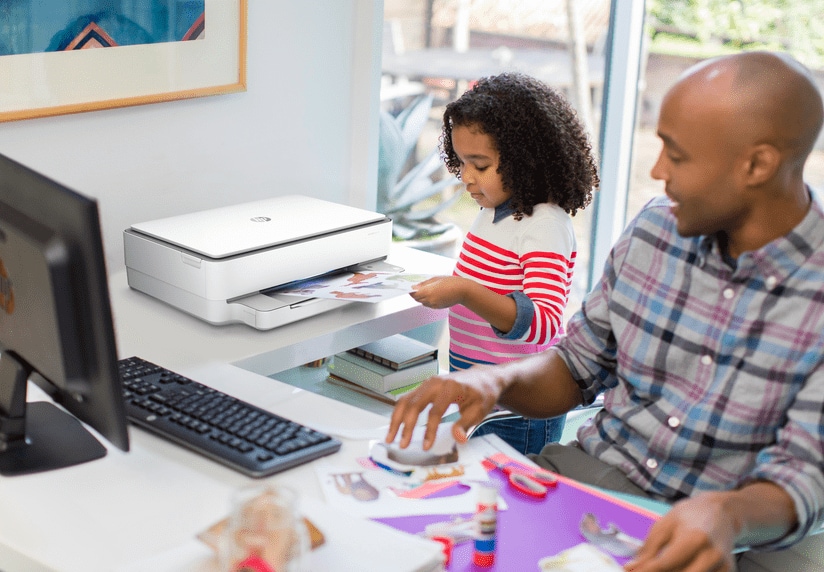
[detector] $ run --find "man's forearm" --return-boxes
[495,349,584,418]
[726,480,797,548]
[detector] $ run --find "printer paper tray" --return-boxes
[127,268,350,330]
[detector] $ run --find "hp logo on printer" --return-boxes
[250,216,271,222]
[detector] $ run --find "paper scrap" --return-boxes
[538,543,625,571]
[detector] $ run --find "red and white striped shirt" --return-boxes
[450,202,576,366]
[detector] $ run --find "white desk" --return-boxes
[0,245,456,572]
[1,365,446,572]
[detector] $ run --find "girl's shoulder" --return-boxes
[520,202,573,226]
[508,203,575,252]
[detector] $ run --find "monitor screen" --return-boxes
[0,152,129,475]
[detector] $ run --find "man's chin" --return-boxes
[674,219,700,238]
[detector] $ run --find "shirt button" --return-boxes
[765,276,777,290]
[701,355,712,365]
[668,416,681,428]
[723,288,735,299]
[646,458,658,469]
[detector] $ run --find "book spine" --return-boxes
[327,375,423,404]
[348,347,402,370]
[386,381,425,398]
[330,353,438,393]
[329,357,386,393]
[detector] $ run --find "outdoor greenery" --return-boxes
[377,94,462,241]
[648,0,824,68]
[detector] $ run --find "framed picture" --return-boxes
[0,0,247,122]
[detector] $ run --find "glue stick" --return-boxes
[473,481,498,567]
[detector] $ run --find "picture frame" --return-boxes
[0,0,247,123]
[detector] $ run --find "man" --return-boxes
[386,51,824,572]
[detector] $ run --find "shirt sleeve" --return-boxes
[738,362,824,550]
[497,209,576,344]
[553,206,646,404]
[492,290,534,339]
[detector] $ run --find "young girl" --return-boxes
[410,73,598,455]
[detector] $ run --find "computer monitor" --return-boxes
[0,152,129,476]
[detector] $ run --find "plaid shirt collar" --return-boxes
[697,188,824,284]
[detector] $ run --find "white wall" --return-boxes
[0,0,383,272]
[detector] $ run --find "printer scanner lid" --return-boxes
[129,195,388,259]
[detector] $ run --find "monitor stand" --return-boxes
[0,353,106,476]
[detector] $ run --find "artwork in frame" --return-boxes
[0,0,247,122]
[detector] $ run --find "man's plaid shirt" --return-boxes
[556,195,824,549]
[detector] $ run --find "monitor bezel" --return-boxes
[0,153,129,475]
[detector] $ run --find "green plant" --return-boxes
[648,0,824,69]
[377,94,462,241]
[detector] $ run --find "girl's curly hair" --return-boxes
[441,73,598,218]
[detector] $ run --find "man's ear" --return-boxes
[742,143,781,186]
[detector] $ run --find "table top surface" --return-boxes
[2,243,457,571]
[0,242,664,572]
[1,363,445,572]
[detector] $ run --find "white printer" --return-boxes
[124,195,393,330]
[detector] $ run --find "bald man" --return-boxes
[386,51,824,571]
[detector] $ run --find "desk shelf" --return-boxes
[271,363,397,418]
[110,244,454,376]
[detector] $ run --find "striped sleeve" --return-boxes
[450,204,577,363]
[515,207,576,344]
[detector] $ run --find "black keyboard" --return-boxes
[118,356,341,478]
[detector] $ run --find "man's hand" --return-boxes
[384,364,504,450]
[625,492,738,572]
[625,482,795,572]
[386,350,584,451]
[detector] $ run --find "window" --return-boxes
[625,1,824,257]
[381,0,611,318]
[382,0,824,321]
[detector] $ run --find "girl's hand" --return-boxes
[410,276,469,309]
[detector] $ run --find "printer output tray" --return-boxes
[125,266,350,330]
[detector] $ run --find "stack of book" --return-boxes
[327,334,439,404]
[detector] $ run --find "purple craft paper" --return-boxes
[375,470,659,570]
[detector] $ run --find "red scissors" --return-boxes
[485,457,558,498]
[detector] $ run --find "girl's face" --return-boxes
[451,124,511,209]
